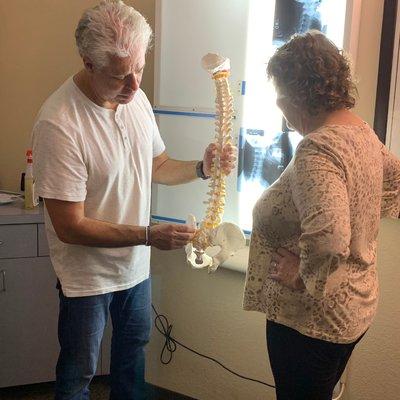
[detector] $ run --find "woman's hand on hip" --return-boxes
[269,247,305,290]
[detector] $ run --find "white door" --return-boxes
[386,2,400,158]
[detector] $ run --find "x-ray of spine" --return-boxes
[273,0,327,46]
[237,124,294,192]
[238,0,330,194]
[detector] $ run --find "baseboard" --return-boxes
[147,383,197,400]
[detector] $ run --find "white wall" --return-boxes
[147,250,272,399]
[0,0,155,192]
[344,218,400,400]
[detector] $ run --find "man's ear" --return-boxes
[83,57,95,73]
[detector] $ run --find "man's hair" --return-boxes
[267,30,357,116]
[75,0,152,69]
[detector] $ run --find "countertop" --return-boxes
[0,198,44,225]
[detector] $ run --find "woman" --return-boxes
[243,31,400,400]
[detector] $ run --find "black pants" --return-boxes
[267,320,365,400]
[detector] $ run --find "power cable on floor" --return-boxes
[151,304,275,389]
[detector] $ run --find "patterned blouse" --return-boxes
[243,124,400,344]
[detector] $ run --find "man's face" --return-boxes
[89,46,146,106]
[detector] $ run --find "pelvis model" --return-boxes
[186,53,246,273]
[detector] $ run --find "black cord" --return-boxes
[151,304,275,389]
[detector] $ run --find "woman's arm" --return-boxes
[381,145,400,218]
[289,136,351,299]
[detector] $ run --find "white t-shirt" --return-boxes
[32,77,165,297]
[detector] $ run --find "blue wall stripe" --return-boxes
[151,215,252,236]
[241,80,246,95]
[153,109,216,119]
[151,215,186,224]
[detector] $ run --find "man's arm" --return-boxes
[152,152,198,185]
[45,198,195,249]
[152,144,236,185]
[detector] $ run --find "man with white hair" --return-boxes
[32,1,235,399]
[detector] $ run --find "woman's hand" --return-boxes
[269,247,305,290]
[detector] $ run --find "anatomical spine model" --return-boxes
[186,53,246,273]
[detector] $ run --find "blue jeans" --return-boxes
[55,278,151,400]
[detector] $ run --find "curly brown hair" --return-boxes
[267,31,357,116]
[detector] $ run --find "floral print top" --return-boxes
[243,124,400,343]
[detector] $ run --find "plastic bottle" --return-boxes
[24,149,38,209]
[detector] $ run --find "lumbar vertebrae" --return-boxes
[186,53,246,273]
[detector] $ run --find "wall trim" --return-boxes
[374,0,399,142]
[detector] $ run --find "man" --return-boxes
[32,1,236,399]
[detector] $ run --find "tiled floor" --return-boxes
[0,377,196,400]
[0,376,110,400]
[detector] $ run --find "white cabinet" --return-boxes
[0,204,110,388]
[0,224,37,259]
[0,256,59,387]
[0,221,58,387]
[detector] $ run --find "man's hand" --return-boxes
[202,143,237,177]
[269,247,305,290]
[150,224,196,250]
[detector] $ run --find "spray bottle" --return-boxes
[24,149,38,209]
